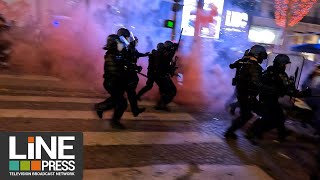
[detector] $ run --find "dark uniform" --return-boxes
[125,36,147,116]
[136,43,164,100]
[95,28,141,129]
[247,54,311,142]
[95,29,146,125]
[224,45,268,139]
[154,41,177,110]
[99,33,128,129]
[226,52,250,115]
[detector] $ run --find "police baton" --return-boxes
[138,72,148,78]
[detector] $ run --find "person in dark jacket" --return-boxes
[154,40,177,111]
[124,36,148,116]
[224,45,268,139]
[225,50,250,115]
[136,43,164,100]
[95,28,137,129]
[246,54,311,144]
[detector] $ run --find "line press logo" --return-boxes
[0,132,83,180]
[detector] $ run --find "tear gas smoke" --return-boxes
[2,0,253,109]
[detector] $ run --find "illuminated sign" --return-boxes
[181,0,225,39]
[248,26,282,45]
[222,10,249,33]
[225,10,248,31]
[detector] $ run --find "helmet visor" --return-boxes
[129,32,135,43]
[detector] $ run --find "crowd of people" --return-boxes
[94,27,178,129]
[224,45,314,143]
[95,27,320,178]
[223,45,320,179]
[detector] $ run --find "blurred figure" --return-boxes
[224,45,268,139]
[295,65,320,180]
[0,14,11,68]
[0,39,12,68]
[0,14,11,37]
[304,65,320,134]
[303,64,320,90]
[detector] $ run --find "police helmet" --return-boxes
[249,45,268,63]
[103,34,119,50]
[157,43,164,50]
[164,41,174,49]
[117,28,130,38]
[273,54,291,66]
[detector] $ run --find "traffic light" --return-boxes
[164,20,175,28]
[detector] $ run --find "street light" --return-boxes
[170,0,183,41]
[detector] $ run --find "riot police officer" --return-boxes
[246,54,311,143]
[136,43,164,100]
[95,28,134,129]
[125,35,147,116]
[225,50,250,115]
[224,45,268,139]
[154,41,177,111]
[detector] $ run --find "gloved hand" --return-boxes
[229,63,237,69]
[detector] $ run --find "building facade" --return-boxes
[249,0,320,60]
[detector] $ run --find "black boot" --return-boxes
[154,101,170,111]
[110,121,126,130]
[136,95,142,101]
[96,110,103,119]
[133,108,146,117]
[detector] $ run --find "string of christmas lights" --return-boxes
[275,0,317,27]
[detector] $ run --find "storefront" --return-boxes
[250,16,320,61]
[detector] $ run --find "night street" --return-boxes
[0,72,318,180]
[0,0,320,179]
